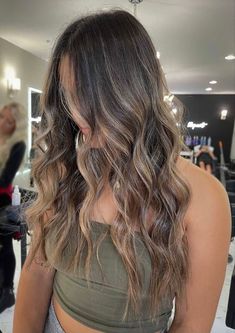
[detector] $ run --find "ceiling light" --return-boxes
[129,0,143,3]
[129,0,143,17]
[209,80,217,84]
[225,54,235,60]
[205,87,212,91]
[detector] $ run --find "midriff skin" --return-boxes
[53,295,162,333]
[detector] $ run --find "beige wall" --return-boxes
[0,37,47,188]
[0,37,47,107]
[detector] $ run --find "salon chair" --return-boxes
[225,206,235,329]
[195,152,217,175]
[226,180,235,237]
[226,180,235,193]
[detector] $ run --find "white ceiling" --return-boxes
[0,0,235,94]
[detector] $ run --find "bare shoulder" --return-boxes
[176,155,223,192]
[176,156,231,230]
[170,157,231,331]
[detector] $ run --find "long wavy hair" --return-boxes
[0,102,27,174]
[26,10,191,320]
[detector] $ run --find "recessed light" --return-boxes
[225,54,235,60]
[205,87,212,91]
[209,80,217,84]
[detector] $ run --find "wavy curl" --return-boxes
[26,10,191,321]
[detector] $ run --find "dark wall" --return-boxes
[177,95,235,163]
[31,92,41,118]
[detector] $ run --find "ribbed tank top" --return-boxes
[45,221,173,333]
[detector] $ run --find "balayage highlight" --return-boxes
[26,10,191,321]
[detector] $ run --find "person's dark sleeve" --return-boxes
[0,141,26,187]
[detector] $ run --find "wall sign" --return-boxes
[187,121,208,130]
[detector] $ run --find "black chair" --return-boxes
[225,178,235,237]
[196,151,217,175]
[226,263,235,329]
[227,193,235,264]
[225,201,235,329]
[231,204,235,239]
[226,180,235,193]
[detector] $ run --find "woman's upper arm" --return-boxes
[13,213,55,333]
[22,209,55,279]
[22,239,55,278]
[173,166,231,333]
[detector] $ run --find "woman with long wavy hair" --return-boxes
[0,102,26,313]
[13,10,231,333]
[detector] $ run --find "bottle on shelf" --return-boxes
[12,185,21,206]
[207,136,212,146]
[186,135,192,146]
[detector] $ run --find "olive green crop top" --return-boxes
[45,221,173,333]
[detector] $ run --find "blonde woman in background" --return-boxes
[14,11,231,333]
[0,102,27,313]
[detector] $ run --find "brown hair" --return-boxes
[26,10,191,321]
